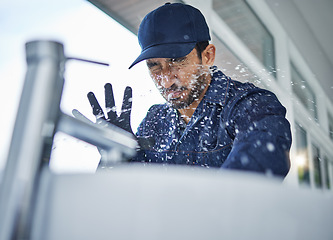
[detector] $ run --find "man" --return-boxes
[85,3,292,177]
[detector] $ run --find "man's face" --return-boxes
[146,48,210,109]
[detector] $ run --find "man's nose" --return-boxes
[160,68,177,89]
[160,76,175,89]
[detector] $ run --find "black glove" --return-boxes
[87,83,155,150]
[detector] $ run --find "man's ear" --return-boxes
[202,44,216,66]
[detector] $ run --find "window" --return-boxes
[291,63,318,121]
[295,123,310,186]
[212,33,261,86]
[328,113,333,141]
[312,145,322,188]
[323,156,331,189]
[212,0,276,76]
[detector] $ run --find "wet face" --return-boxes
[146,48,211,109]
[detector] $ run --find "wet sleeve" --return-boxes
[130,117,148,163]
[130,105,159,163]
[222,90,292,177]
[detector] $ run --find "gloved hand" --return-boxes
[87,83,134,134]
[74,83,154,150]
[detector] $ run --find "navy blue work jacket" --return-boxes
[133,67,291,177]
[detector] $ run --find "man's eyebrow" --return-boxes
[168,56,187,62]
[146,61,160,68]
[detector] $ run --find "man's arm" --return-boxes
[222,89,292,177]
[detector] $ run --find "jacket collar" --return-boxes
[203,66,231,107]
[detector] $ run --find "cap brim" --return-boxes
[128,42,197,69]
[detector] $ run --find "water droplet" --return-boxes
[266,142,275,152]
[241,155,249,165]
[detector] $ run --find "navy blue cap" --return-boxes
[129,3,211,69]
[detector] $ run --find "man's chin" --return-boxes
[168,98,191,109]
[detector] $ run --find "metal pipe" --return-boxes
[0,41,137,240]
[0,40,66,240]
[0,40,139,239]
[57,112,138,162]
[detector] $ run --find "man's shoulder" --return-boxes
[211,67,258,91]
[227,79,261,97]
[208,67,263,105]
[147,103,169,112]
[230,79,256,90]
[138,103,174,132]
[226,79,277,107]
[145,103,172,119]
